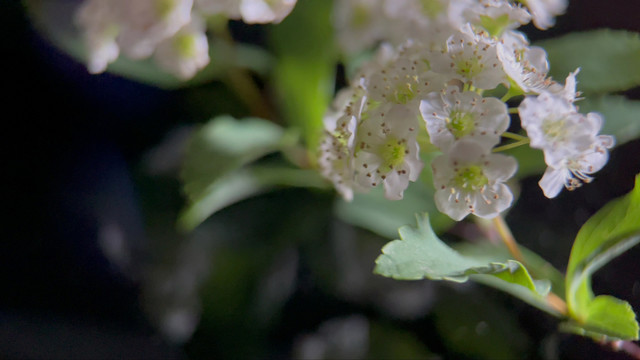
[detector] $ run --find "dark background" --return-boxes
[2,0,640,358]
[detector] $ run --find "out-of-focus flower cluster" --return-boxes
[320,0,614,221]
[75,0,297,79]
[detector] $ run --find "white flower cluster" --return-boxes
[333,0,567,55]
[320,0,613,221]
[75,0,297,79]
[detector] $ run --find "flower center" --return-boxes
[453,165,488,190]
[393,82,416,104]
[380,137,407,173]
[174,33,197,57]
[447,110,475,139]
[455,56,484,80]
[156,0,176,18]
[352,4,371,28]
[419,0,446,19]
[542,118,568,144]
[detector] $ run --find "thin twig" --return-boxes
[213,20,275,120]
[492,215,524,263]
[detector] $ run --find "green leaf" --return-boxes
[537,29,640,94]
[561,295,639,341]
[181,116,286,201]
[374,214,559,315]
[564,174,640,340]
[455,242,565,297]
[179,116,308,230]
[335,179,453,239]
[578,95,640,146]
[270,0,336,152]
[178,165,326,231]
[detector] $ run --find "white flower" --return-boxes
[75,0,121,73]
[319,114,358,201]
[318,88,369,201]
[353,103,424,200]
[118,0,194,60]
[154,16,210,80]
[429,25,506,89]
[333,0,388,55]
[497,38,553,94]
[196,0,297,23]
[365,56,440,106]
[420,86,509,151]
[194,0,240,17]
[240,0,297,24]
[432,139,517,220]
[518,92,599,167]
[521,0,568,30]
[539,134,615,198]
[464,0,531,37]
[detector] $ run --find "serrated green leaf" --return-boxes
[270,0,336,153]
[578,95,640,146]
[455,242,565,297]
[374,214,558,314]
[564,174,640,340]
[537,29,640,94]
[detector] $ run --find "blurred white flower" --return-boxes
[75,0,121,73]
[118,0,194,59]
[420,85,509,151]
[520,0,568,30]
[196,0,297,23]
[432,140,517,220]
[464,0,531,37]
[154,16,210,80]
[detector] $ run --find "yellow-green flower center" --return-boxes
[174,33,197,57]
[156,0,176,18]
[419,0,446,19]
[380,137,407,173]
[447,110,475,139]
[393,83,416,104]
[352,4,371,28]
[456,56,484,80]
[542,118,567,143]
[454,165,488,190]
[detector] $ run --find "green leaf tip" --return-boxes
[564,173,640,340]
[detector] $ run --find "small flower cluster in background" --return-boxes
[320,0,614,221]
[75,0,297,79]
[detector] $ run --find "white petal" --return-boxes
[539,166,567,198]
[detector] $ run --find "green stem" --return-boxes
[492,138,530,152]
[501,132,528,141]
[508,107,519,114]
[212,19,274,120]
